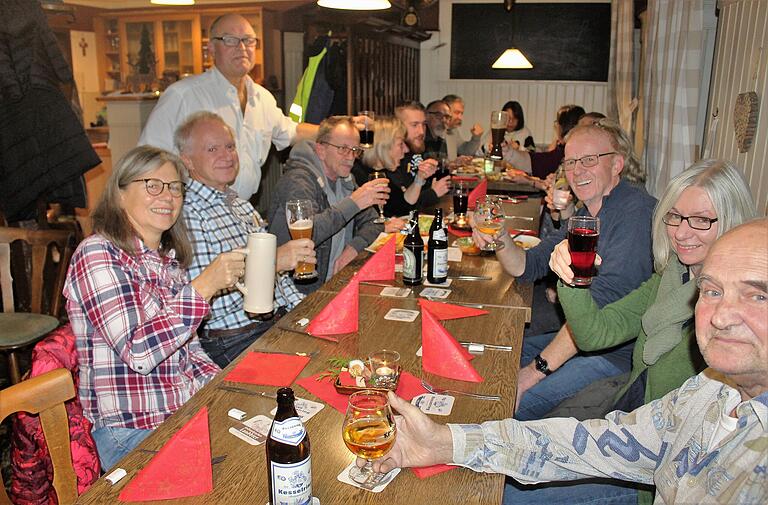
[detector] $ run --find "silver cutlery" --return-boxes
[506,215,535,221]
[217,384,278,398]
[254,349,318,358]
[137,448,227,465]
[420,379,501,401]
[459,341,514,352]
[447,275,491,281]
[424,296,484,309]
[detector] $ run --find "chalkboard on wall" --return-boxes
[450,3,611,81]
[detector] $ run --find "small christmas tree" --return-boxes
[137,25,154,74]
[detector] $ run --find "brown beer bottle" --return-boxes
[266,387,312,504]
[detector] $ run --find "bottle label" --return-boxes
[432,249,448,277]
[270,455,312,505]
[403,247,418,279]
[432,229,447,241]
[270,417,306,446]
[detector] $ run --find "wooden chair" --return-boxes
[0,227,75,384]
[0,368,78,505]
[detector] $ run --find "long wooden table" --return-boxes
[77,291,527,505]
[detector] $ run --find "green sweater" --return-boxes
[557,270,706,406]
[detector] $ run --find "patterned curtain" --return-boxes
[607,0,636,134]
[639,0,706,197]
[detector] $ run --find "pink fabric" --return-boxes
[10,324,100,505]
[224,352,310,386]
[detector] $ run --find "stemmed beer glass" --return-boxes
[285,199,318,280]
[368,170,388,224]
[474,196,506,251]
[342,390,397,485]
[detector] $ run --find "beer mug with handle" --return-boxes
[233,232,277,314]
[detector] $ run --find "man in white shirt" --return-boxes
[442,94,483,161]
[139,14,319,199]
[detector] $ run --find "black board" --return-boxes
[450,3,611,82]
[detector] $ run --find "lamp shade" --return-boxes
[492,48,533,69]
[317,0,391,10]
[150,0,194,4]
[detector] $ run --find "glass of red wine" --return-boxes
[567,216,600,286]
[358,110,375,148]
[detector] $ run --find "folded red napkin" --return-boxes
[451,175,479,183]
[296,370,426,414]
[224,351,310,387]
[119,407,212,502]
[508,228,538,237]
[421,308,483,382]
[307,277,359,340]
[447,225,472,237]
[419,298,488,320]
[413,464,455,479]
[467,178,487,210]
[358,234,396,281]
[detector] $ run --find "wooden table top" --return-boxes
[77,291,527,505]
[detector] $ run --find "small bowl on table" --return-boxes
[455,237,481,256]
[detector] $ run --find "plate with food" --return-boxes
[365,232,406,253]
[511,234,541,250]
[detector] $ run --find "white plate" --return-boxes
[510,234,541,250]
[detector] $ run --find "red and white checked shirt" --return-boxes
[63,235,220,430]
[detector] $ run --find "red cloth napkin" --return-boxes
[418,298,489,320]
[413,464,455,479]
[357,234,396,281]
[224,351,310,387]
[447,225,472,237]
[421,308,483,382]
[296,370,426,414]
[307,277,359,340]
[508,228,538,237]
[119,407,212,502]
[467,178,487,210]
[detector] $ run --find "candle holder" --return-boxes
[367,350,401,389]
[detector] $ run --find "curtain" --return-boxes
[640,0,706,197]
[607,0,636,134]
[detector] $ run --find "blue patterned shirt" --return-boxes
[449,370,767,504]
[183,179,304,330]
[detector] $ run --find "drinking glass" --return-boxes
[358,110,375,148]
[453,181,469,221]
[342,390,397,485]
[489,111,506,160]
[368,170,387,224]
[474,197,505,251]
[552,171,571,210]
[567,216,600,286]
[285,199,318,280]
[367,349,400,389]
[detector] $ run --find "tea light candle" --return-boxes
[375,366,395,377]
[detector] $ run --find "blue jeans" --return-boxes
[199,319,274,368]
[503,477,641,505]
[516,332,634,421]
[92,426,153,471]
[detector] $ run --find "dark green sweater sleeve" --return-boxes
[557,274,662,352]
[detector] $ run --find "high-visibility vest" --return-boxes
[289,47,327,123]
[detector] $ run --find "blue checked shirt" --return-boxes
[183,179,304,330]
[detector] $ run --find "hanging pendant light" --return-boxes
[492,48,533,69]
[317,0,392,10]
[151,0,195,5]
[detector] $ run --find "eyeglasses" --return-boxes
[212,35,259,47]
[561,152,617,171]
[132,178,185,197]
[427,111,451,120]
[320,141,364,158]
[662,212,718,231]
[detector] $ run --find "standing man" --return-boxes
[442,94,483,160]
[139,14,319,199]
[268,116,386,294]
[178,111,316,367]
[424,99,450,160]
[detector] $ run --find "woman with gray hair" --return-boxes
[352,116,443,218]
[63,145,245,471]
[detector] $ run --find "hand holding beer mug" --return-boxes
[286,199,318,280]
[567,216,600,286]
[343,390,397,485]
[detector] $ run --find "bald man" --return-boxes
[139,14,318,199]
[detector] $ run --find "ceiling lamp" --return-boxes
[317,0,392,10]
[492,48,533,69]
[150,0,195,5]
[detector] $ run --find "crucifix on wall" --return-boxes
[79,37,88,57]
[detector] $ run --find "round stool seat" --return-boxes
[0,313,59,350]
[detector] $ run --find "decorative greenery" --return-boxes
[316,357,351,382]
[137,25,154,74]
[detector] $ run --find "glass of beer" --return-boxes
[358,110,375,148]
[474,196,505,252]
[342,390,397,485]
[453,181,468,218]
[369,170,387,224]
[489,111,506,160]
[567,216,600,286]
[285,199,317,280]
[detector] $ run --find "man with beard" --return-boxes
[443,94,484,161]
[424,100,450,160]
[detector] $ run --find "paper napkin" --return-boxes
[224,352,310,386]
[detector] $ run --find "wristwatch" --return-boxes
[533,354,553,376]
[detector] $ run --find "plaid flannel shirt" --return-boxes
[63,235,220,430]
[183,179,303,331]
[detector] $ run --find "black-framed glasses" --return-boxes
[132,178,185,197]
[662,212,718,231]
[212,35,259,48]
[561,152,617,171]
[320,141,364,158]
[427,111,451,120]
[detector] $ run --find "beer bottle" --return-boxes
[403,211,424,286]
[267,387,312,505]
[427,208,448,284]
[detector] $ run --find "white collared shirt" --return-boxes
[139,66,298,199]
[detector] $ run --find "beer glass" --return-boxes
[567,216,600,286]
[342,390,397,485]
[489,111,506,160]
[358,110,375,148]
[285,199,318,280]
[474,196,505,251]
[453,181,469,220]
[368,170,387,224]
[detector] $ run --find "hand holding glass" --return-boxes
[567,216,600,286]
[369,171,387,224]
[285,199,318,280]
[342,390,397,485]
[474,197,506,251]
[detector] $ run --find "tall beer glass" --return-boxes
[286,199,317,280]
